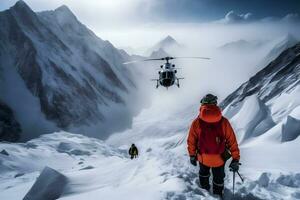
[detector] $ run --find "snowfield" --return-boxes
[1,99,300,200]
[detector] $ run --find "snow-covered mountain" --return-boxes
[262,34,298,66]
[219,39,264,52]
[149,48,170,58]
[0,1,142,141]
[145,35,181,57]
[220,41,300,143]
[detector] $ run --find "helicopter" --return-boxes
[123,56,210,89]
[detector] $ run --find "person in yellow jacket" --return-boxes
[187,94,240,197]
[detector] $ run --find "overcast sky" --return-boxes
[1,0,299,47]
[1,0,299,24]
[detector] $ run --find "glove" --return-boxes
[229,159,240,172]
[190,156,197,166]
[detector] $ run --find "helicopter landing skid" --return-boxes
[177,78,184,88]
[151,79,159,89]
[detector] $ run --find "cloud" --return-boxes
[220,10,254,24]
[281,13,300,23]
[261,13,300,23]
[219,11,300,24]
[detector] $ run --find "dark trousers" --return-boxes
[199,163,225,196]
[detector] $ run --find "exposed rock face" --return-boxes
[0,101,21,142]
[282,116,300,142]
[23,167,68,200]
[0,149,10,156]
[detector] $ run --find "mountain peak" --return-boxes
[160,35,177,44]
[9,0,37,21]
[145,35,180,56]
[55,5,73,15]
[165,35,175,40]
[10,0,33,13]
[53,5,78,25]
[14,0,27,7]
[156,35,180,49]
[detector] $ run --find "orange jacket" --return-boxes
[187,105,240,167]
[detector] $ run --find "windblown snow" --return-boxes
[1,43,300,200]
[1,99,300,200]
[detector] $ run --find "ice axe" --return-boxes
[232,170,236,197]
[236,171,244,182]
[230,163,243,197]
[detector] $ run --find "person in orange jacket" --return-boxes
[187,94,240,197]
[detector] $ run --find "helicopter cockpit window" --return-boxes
[165,71,173,79]
[162,72,167,78]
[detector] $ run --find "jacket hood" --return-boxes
[199,105,222,123]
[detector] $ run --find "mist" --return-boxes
[2,1,299,106]
[116,21,300,117]
[1,0,300,139]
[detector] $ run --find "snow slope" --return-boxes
[1,113,300,200]
[1,43,300,200]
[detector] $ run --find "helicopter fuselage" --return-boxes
[124,56,209,89]
[158,63,175,87]
[154,62,183,88]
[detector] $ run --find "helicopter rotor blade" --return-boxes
[123,58,165,65]
[122,56,210,65]
[123,60,144,65]
[172,56,210,60]
[144,58,165,61]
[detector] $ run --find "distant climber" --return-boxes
[129,144,138,159]
[187,94,240,198]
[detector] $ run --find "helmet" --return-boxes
[200,94,218,105]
